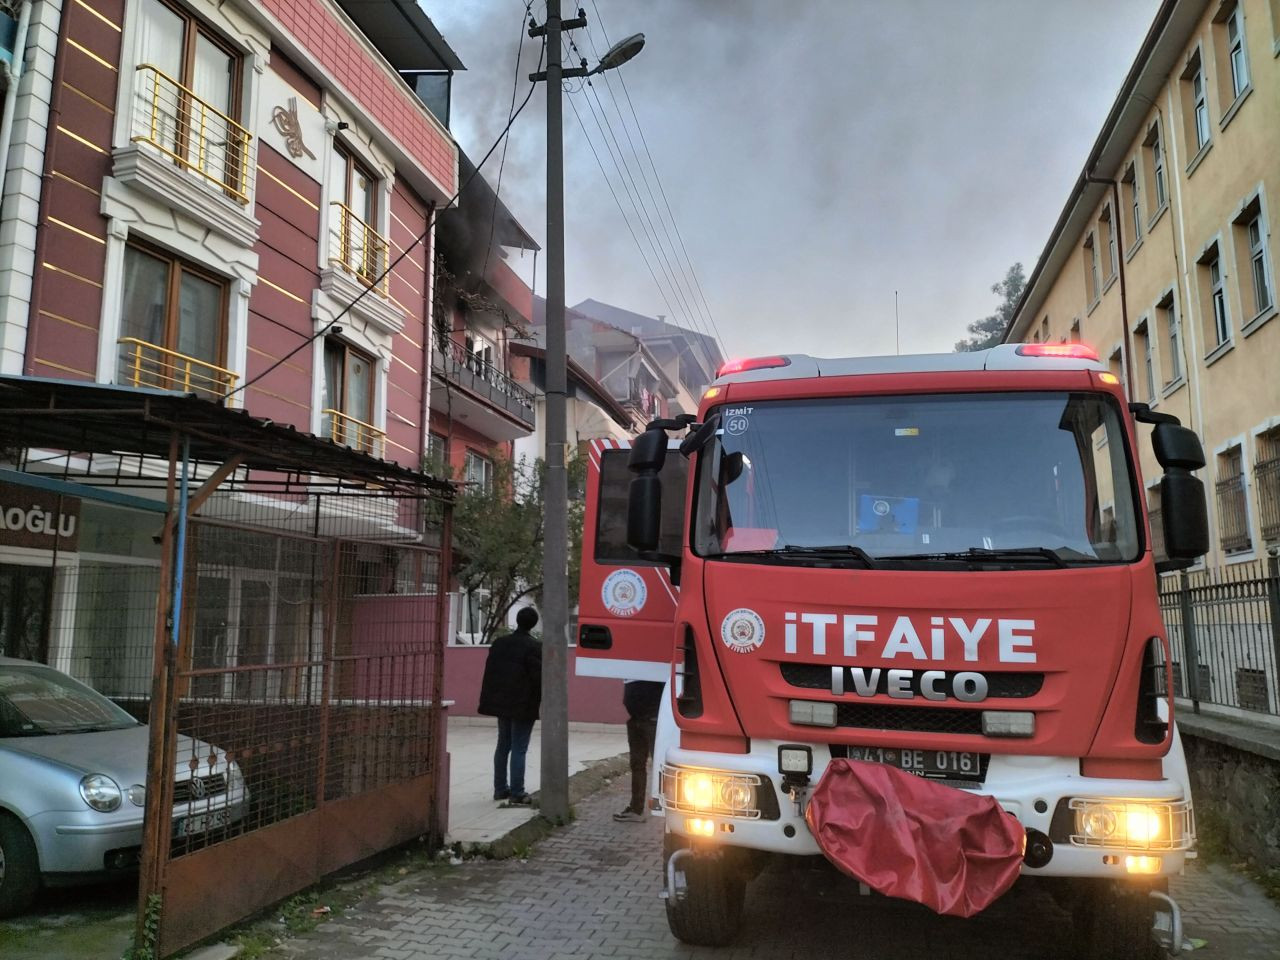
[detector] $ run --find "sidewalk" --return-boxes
[443,715,628,847]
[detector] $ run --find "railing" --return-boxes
[132,64,253,204]
[1255,456,1280,544]
[118,337,237,402]
[431,335,535,427]
[322,407,386,458]
[1215,472,1253,554]
[1158,555,1280,716]
[329,202,390,297]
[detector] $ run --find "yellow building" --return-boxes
[1006,0,1280,567]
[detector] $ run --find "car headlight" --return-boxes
[80,774,122,812]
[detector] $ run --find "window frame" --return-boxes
[1122,162,1142,253]
[1156,290,1182,390]
[1215,440,1254,558]
[1143,122,1168,223]
[1233,195,1276,332]
[1100,203,1118,282]
[463,449,494,495]
[121,239,230,367]
[1083,232,1101,308]
[322,336,378,447]
[1134,317,1157,404]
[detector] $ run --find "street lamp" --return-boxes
[529,3,644,822]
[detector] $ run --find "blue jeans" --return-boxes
[494,717,535,797]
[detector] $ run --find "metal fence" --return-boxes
[1159,553,1280,716]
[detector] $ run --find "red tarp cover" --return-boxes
[804,759,1026,917]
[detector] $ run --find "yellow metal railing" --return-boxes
[329,202,390,297]
[132,64,253,205]
[323,408,386,458]
[118,337,238,402]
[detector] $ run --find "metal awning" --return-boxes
[0,375,453,497]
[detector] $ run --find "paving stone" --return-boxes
[273,780,1280,960]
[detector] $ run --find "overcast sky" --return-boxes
[423,0,1161,360]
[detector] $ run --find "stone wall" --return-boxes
[1180,714,1280,870]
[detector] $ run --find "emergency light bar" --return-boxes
[1015,343,1100,361]
[717,356,791,377]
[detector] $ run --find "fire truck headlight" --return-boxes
[789,700,837,727]
[661,765,762,819]
[1069,798,1191,850]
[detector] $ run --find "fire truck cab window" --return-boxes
[693,392,1139,565]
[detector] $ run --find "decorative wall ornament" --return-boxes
[271,97,316,160]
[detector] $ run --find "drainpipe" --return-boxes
[0,0,33,207]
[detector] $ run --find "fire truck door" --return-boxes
[576,440,686,681]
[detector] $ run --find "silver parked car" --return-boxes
[0,657,247,915]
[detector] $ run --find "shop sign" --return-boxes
[0,482,80,551]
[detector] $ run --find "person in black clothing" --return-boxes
[614,679,664,821]
[477,607,542,804]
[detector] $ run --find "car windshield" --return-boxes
[0,664,140,737]
[693,391,1140,566]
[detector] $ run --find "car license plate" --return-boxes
[174,808,231,838]
[847,746,986,781]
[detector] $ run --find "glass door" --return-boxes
[0,564,52,662]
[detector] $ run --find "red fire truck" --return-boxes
[577,344,1209,958]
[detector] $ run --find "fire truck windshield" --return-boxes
[693,391,1141,566]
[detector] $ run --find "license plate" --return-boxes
[174,808,231,838]
[847,746,986,781]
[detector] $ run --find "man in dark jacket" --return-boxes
[477,607,542,804]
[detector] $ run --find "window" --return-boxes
[1134,319,1156,403]
[1215,444,1251,554]
[1197,244,1231,350]
[463,450,494,494]
[1213,3,1251,110]
[134,0,246,199]
[1108,345,1126,394]
[464,331,496,380]
[1083,233,1100,305]
[1255,427,1280,544]
[426,431,448,475]
[1232,198,1275,326]
[329,145,386,286]
[1040,316,1049,342]
[594,448,688,564]
[118,242,229,398]
[1100,204,1117,281]
[1157,291,1181,387]
[1143,123,1167,215]
[1180,50,1211,155]
[1122,163,1141,249]
[322,338,377,452]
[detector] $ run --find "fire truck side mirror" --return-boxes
[627,474,661,552]
[628,428,667,473]
[1152,422,1206,471]
[1158,472,1209,566]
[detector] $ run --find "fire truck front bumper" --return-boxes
[659,742,1194,880]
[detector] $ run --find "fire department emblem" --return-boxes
[720,608,765,653]
[602,569,647,617]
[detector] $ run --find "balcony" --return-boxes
[322,408,386,459]
[328,203,390,297]
[116,64,258,247]
[1256,455,1280,544]
[1215,473,1253,554]
[117,337,238,403]
[430,337,535,440]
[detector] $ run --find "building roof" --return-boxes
[571,298,724,379]
[508,342,633,430]
[529,297,679,397]
[1004,0,1208,343]
[332,0,465,72]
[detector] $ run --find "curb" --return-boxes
[476,752,631,859]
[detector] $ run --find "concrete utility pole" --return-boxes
[529,4,644,822]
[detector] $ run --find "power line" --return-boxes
[585,2,727,367]
[560,32,722,379]
[225,17,546,404]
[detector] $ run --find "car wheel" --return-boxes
[0,814,40,917]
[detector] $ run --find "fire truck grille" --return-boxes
[780,664,1044,699]
[834,703,985,736]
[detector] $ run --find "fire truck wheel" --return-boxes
[1075,882,1166,960]
[664,846,745,946]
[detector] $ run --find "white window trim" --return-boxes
[1232,185,1277,335]
[1212,432,1256,563]
[1197,232,1234,358]
[111,0,269,229]
[1155,287,1184,391]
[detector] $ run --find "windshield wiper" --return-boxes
[880,547,1071,568]
[711,544,878,569]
